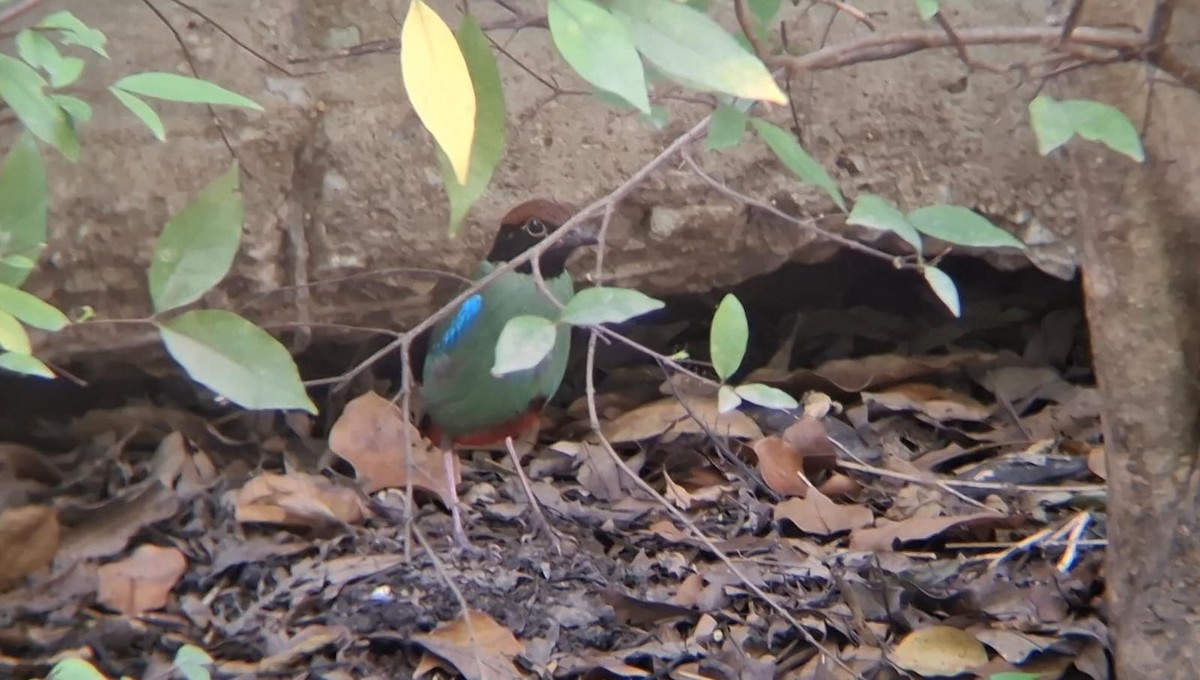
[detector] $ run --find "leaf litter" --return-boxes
[0,271,1110,679]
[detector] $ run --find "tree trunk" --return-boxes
[1070,2,1200,675]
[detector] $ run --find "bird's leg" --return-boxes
[440,436,471,549]
[503,436,563,554]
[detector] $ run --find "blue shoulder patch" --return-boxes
[433,293,483,353]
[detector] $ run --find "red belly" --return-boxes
[429,401,545,448]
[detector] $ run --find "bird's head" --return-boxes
[485,199,598,276]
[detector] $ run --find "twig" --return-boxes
[167,0,300,76]
[409,524,487,680]
[503,435,564,553]
[328,115,716,393]
[582,333,857,675]
[774,26,1143,75]
[934,13,1005,73]
[815,0,876,31]
[138,0,245,174]
[735,0,770,63]
[681,148,912,264]
[837,459,1106,495]
[0,0,47,27]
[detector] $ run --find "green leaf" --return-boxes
[640,105,669,130]
[550,0,650,114]
[492,315,558,377]
[437,15,507,236]
[922,265,961,317]
[847,193,922,253]
[0,351,54,379]
[51,94,92,124]
[110,87,165,141]
[0,283,68,331]
[113,72,263,110]
[158,310,317,413]
[751,119,846,211]
[710,293,748,382]
[0,133,48,287]
[16,30,85,88]
[38,11,109,57]
[174,644,214,680]
[907,205,1025,249]
[706,104,747,151]
[1061,98,1144,162]
[735,383,798,410]
[915,0,940,20]
[749,0,783,24]
[610,0,787,104]
[591,88,637,111]
[0,310,31,354]
[0,54,79,160]
[1028,95,1074,156]
[148,163,244,312]
[717,384,742,413]
[560,287,665,326]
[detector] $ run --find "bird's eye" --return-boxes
[524,218,548,237]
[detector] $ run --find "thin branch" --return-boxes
[327,115,715,392]
[815,0,876,31]
[773,25,1143,75]
[735,0,769,64]
[167,0,299,76]
[0,0,47,27]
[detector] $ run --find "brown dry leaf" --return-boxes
[150,431,218,499]
[0,442,62,485]
[328,391,456,506]
[412,609,525,680]
[257,625,348,673]
[753,437,810,497]
[850,512,1013,551]
[57,480,179,564]
[0,505,59,591]
[233,472,370,527]
[774,488,873,536]
[970,627,1060,665]
[96,544,187,616]
[576,442,643,501]
[1087,446,1107,480]
[863,383,992,422]
[748,351,997,393]
[601,589,700,627]
[603,397,762,444]
[891,625,988,677]
[663,471,728,509]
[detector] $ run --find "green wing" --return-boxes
[422,263,575,437]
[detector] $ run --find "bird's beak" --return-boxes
[559,216,600,249]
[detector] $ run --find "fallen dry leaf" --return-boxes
[97,544,187,616]
[747,351,997,394]
[233,472,370,527]
[576,442,644,502]
[663,470,727,509]
[603,396,763,444]
[0,505,59,590]
[412,610,525,680]
[602,589,700,627]
[863,383,992,422]
[891,625,988,677]
[150,431,218,499]
[1087,446,1107,480]
[850,513,1014,551]
[753,437,814,498]
[257,625,348,673]
[0,442,62,485]
[970,627,1060,664]
[57,480,179,564]
[774,488,873,536]
[328,391,456,506]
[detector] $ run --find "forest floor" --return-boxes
[0,262,1109,680]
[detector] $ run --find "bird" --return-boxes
[421,199,596,547]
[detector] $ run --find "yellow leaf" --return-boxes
[400,0,476,184]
